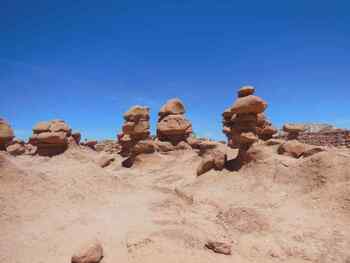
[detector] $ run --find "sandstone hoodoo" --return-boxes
[223,86,276,166]
[29,120,80,156]
[156,98,193,146]
[0,118,14,150]
[283,123,305,140]
[118,105,155,166]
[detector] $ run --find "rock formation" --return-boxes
[223,86,275,166]
[29,120,80,156]
[118,106,156,167]
[156,98,192,146]
[71,240,103,263]
[6,138,25,156]
[0,118,14,150]
[283,123,305,140]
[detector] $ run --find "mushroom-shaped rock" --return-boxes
[71,240,103,263]
[283,124,305,133]
[123,106,150,122]
[30,120,78,156]
[159,98,185,118]
[157,115,192,136]
[0,119,14,150]
[33,121,50,134]
[231,95,267,114]
[238,85,255,97]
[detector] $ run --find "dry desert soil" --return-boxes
[1,143,350,263]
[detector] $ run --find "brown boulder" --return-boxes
[122,121,150,135]
[36,132,67,144]
[132,140,157,155]
[238,85,255,97]
[159,98,185,118]
[278,140,306,158]
[0,119,14,150]
[157,114,192,136]
[155,140,175,152]
[123,106,150,122]
[231,95,267,114]
[240,132,258,144]
[96,154,115,168]
[6,143,25,156]
[33,121,50,134]
[283,124,305,133]
[205,241,232,255]
[197,156,215,176]
[49,120,71,133]
[71,240,103,263]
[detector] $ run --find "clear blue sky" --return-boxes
[1,0,349,140]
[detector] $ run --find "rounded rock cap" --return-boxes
[159,98,185,117]
[283,124,305,133]
[238,86,255,97]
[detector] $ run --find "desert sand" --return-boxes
[1,141,350,263]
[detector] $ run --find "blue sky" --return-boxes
[1,0,349,140]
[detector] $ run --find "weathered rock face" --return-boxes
[0,118,14,150]
[71,240,103,263]
[6,138,25,156]
[223,86,276,166]
[29,120,78,156]
[283,123,305,140]
[118,106,155,167]
[157,98,193,146]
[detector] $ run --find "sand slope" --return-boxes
[1,144,350,262]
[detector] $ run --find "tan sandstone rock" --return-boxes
[278,140,306,158]
[71,240,103,263]
[0,118,14,150]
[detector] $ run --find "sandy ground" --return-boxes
[1,143,350,263]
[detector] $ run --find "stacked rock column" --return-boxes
[223,86,269,166]
[156,98,193,146]
[283,124,305,140]
[118,106,155,166]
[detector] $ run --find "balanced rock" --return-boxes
[159,98,185,118]
[231,95,267,114]
[29,120,78,156]
[157,98,193,146]
[223,86,274,166]
[238,85,255,97]
[283,123,305,140]
[0,118,14,150]
[118,106,154,167]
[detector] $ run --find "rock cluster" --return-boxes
[256,113,277,140]
[29,120,80,156]
[223,86,274,165]
[157,98,193,146]
[0,118,14,150]
[118,106,156,166]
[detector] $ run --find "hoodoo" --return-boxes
[222,86,276,166]
[156,98,193,146]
